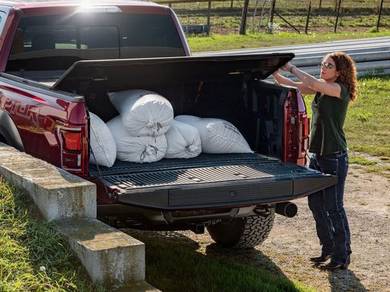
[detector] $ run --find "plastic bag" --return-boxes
[165,120,201,159]
[109,89,173,137]
[176,115,253,154]
[89,112,117,167]
[107,116,167,163]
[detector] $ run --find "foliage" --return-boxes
[0,179,99,292]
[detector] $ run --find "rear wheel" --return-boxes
[207,208,275,249]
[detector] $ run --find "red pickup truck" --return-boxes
[0,1,336,248]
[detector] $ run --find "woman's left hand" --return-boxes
[281,62,293,72]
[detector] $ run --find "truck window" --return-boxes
[6,12,185,72]
[0,11,6,35]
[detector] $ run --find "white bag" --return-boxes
[165,120,202,159]
[175,115,253,154]
[108,89,174,137]
[89,112,116,167]
[107,117,167,163]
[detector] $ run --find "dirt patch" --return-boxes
[129,165,390,291]
[123,165,389,291]
[259,165,390,291]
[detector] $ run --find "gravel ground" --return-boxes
[180,165,390,291]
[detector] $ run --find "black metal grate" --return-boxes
[90,153,277,176]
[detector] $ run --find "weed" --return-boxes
[0,178,98,292]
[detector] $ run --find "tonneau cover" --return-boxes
[53,53,294,94]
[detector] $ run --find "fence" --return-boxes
[154,0,390,35]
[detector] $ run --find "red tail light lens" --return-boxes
[61,131,82,151]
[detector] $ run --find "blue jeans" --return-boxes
[308,151,351,263]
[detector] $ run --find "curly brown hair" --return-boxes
[326,52,358,101]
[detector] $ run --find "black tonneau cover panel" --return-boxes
[90,153,336,209]
[53,53,294,94]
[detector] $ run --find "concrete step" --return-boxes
[0,143,96,220]
[0,142,158,291]
[56,218,149,289]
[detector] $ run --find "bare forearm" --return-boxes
[273,65,316,95]
[289,65,317,89]
[273,72,300,87]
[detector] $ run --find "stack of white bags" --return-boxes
[89,89,253,167]
[107,90,172,163]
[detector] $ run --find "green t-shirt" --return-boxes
[309,83,350,155]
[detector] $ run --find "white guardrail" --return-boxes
[195,37,390,77]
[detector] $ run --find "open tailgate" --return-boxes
[89,153,336,209]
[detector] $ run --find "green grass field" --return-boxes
[0,179,99,292]
[347,76,390,158]
[188,30,390,52]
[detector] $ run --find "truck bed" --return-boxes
[89,153,336,209]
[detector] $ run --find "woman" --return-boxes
[273,52,357,270]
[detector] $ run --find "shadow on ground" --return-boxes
[328,269,368,292]
[124,229,307,291]
[124,229,369,292]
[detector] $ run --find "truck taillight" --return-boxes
[61,131,82,151]
[283,90,309,166]
[58,126,87,175]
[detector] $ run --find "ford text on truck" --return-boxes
[0,1,336,248]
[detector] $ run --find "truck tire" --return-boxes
[207,209,275,249]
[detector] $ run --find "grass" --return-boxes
[0,178,99,292]
[180,14,390,31]
[127,230,314,292]
[349,155,377,166]
[346,76,390,158]
[348,154,390,178]
[188,30,390,52]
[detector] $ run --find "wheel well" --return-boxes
[0,133,7,144]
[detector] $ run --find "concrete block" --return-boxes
[0,143,96,221]
[0,143,159,291]
[56,218,147,289]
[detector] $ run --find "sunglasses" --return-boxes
[321,62,335,69]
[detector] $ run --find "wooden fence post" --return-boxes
[334,0,342,33]
[207,0,211,35]
[319,0,322,9]
[305,0,312,34]
[231,0,234,8]
[269,0,276,33]
[376,0,384,31]
[240,0,250,35]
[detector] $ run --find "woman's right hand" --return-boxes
[281,62,293,72]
